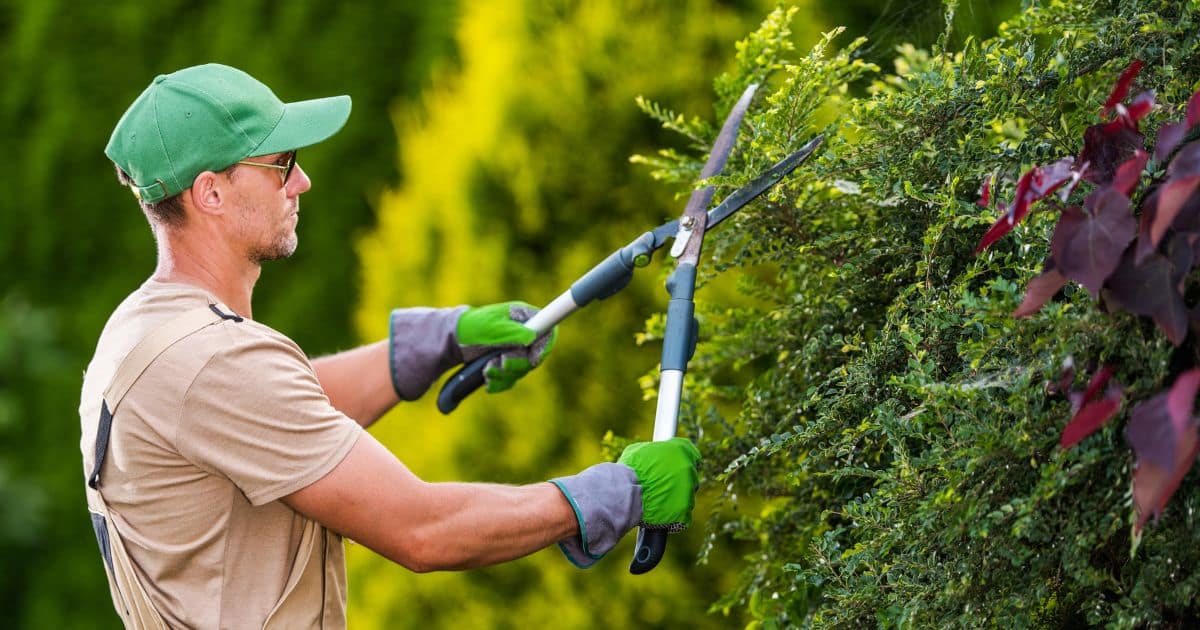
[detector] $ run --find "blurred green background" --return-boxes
[0,0,1011,627]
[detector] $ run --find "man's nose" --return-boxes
[288,163,313,196]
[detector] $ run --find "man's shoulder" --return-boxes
[174,315,308,385]
[99,280,301,356]
[81,281,307,415]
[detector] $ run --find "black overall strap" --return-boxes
[88,303,241,490]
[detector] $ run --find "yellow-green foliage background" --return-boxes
[351,1,813,627]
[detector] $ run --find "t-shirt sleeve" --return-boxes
[177,325,362,506]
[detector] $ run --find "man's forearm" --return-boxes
[311,340,398,427]
[397,481,578,571]
[285,434,579,573]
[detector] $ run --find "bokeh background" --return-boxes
[0,1,1011,627]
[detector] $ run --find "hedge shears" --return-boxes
[437,83,823,574]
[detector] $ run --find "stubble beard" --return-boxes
[249,228,298,263]
[242,195,299,263]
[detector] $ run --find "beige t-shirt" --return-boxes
[80,279,362,629]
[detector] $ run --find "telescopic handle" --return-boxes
[436,349,502,414]
[629,528,668,575]
[437,292,578,415]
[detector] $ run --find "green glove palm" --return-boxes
[618,437,701,531]
[456,301,558,393]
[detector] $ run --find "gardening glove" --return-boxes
[388,306,469,401]
[549,437,700,568]
[455,301,558,393]
[386,301,557,401]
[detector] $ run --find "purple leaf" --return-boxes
[1013,264,1068,318]
[1111,150,1148,197]
[1127,390,1200,533]
[1103,60,1144,114]
[1050,191,1136,296]
[1168,143,1200,178]
[1151,175,1200,247]
[1081,364,1117,405]
[976,169,1035,253]
[978,175,993,207]
[1118,91,1155,128]
[1155,122,1187,163]
[1188,89,1200,128]
[975,211,1016,254]
[1127,393,1177,470]
[1135,187,1160,264]
[1061,365,1122,449]
[1133,183,1199,264]
[1167,368,1200,436]
[1061,397,1121,449]
[1079,121,1145,185]
[1105,248,1189,345]
[1168,183,1200,235]
[1032,158,1077,198]
[1132,435,1198,533]
[1058,167,1086,202]
[976,162,1080,254]
[1167,232,1195,289]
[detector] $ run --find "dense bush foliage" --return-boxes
[633,2,1200,627]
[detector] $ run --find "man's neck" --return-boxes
[153,229,260,318]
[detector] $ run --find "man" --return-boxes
[81,63,701,628]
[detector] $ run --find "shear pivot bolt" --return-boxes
[680,215,696,229]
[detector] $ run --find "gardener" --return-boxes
[80,63,700,629]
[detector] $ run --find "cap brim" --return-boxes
[253,94,351,156]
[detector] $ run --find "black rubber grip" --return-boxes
[437,349,502,414]
[629,527,668,574]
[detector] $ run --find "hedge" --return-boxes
[636,2,1200,626]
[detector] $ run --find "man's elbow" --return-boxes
[397,554,438,574]
[388,527,460,573]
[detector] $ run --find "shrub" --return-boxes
[636,2,1200,626]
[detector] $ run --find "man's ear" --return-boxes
[187,171,227,216]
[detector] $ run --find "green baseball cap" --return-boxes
[106,63,351,203]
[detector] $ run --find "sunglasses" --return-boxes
[236,150,297,185]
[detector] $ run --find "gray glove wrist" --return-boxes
[388,306,469,400]
[549,462,642,569]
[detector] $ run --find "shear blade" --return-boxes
[706,134,824,230]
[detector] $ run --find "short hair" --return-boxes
[114,164,186,228]
[113,163,238,228]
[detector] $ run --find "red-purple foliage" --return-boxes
[1126,369,1200,531]
[975,159,1077,253]
[977,59,1200,534]
[1050,190,1136,297]
[1103,60,1144,113]
[1011,261,1066,317]
[978,174,993,207]
[1188,89,1200,127]
[1060,365,1123,449]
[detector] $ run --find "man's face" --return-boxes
[227,151,311,262]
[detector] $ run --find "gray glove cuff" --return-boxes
[549,462,642,569]
[388,306,469,401]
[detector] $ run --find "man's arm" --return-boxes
[283,431,578,572]
[311,340,397,428]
